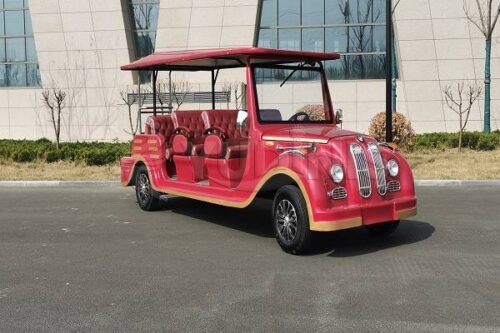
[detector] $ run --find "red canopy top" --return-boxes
[120,47,340,71]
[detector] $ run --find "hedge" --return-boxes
[0,131,499,165]
[412,131,500,151]
[0,139,130,166]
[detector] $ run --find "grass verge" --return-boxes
[0,149,499,181]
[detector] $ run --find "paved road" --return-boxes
[0,186,499,332]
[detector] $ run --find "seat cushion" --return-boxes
[226,145,247,159]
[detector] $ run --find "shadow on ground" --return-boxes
[159,196,435,256]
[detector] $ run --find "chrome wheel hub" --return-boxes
[276,199,298,241]
[137,173,151,205]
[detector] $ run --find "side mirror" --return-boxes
[335,109,343,125]
[236,110,248,129]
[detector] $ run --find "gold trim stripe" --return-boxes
[397,207,417,220]
[121,157,415,232]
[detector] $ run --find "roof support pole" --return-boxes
[385,0,393,143]
[152,70,158,117]
[211,70,216,110]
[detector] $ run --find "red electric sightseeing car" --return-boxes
[120,48,417,254]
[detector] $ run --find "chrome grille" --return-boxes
[368,143,387,196]
[329,187,347,200]
[387,180,401,192]
[350,144,371,198]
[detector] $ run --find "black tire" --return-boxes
[135,165,161,211]
[364,221,400,237]
[272,185,312,254]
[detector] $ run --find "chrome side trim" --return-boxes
[350,143,371,198]
[262,136,329,144]
[368,143,387,196]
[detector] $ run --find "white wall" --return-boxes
[1,0,499,142]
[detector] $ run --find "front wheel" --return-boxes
[272,185,312,254]
[364,221,400,237]
[135,165,161,211]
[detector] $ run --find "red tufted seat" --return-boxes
[170,110,206,182]
[202,110,248,159]
[171,110,205,156]
[145,115,175,159]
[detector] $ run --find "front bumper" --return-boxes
[309,196,417,232]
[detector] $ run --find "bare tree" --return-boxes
[463,0,500,133]
[443,82,482,152]
[155,79,170,112]
[171,80,190,111]
[41,89,67,149]
[120,88,144,135]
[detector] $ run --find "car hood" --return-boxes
[262,125,360,143]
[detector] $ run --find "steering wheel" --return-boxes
[288,112,310,122]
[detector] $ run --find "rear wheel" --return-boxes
[135,165,161,211]
[364,221,400,237]
[272,185,312,254]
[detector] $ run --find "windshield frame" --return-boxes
[251,62,334,125]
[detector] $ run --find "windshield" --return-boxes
[253,64,333,124]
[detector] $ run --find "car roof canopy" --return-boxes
[120,47,340,71]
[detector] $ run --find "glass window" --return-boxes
[26,37,36,61]
[302,0,324,26]
[24,10,33,35]
[0,14,4,36]
[254,64,332,123]
[372,25,385,52]
[279,29,300,50]
[5,10,24,35]
[4,0,24,9]
[26,63,40,86]
[0,65,5,86]
[6,38,25,62]
[302,28,324,52]
[128,0,159,83]
[7,63,27,86]
[278,0,300,26]
[261,0,277,27]
[0,39,5,62]
[257,0,392,80]
[0,1,41,87]
[326,27,348,53]
[258,28,277,48]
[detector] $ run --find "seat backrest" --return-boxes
[145,115,175,144]
[171,110,205,144]
[202,109,240,140]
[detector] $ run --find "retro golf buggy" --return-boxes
[120,48,417,254]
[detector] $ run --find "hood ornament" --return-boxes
[357,135,364,142]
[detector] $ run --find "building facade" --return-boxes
[0,0,499,141]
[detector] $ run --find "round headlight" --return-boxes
[387,159,399,177]
[330,164,344,183]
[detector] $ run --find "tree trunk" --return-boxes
[459,115,463,152]
[484,39,491,133]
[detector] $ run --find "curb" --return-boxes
[415,180,500,187]
[0,180,499,187]
[0,181,120,188]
